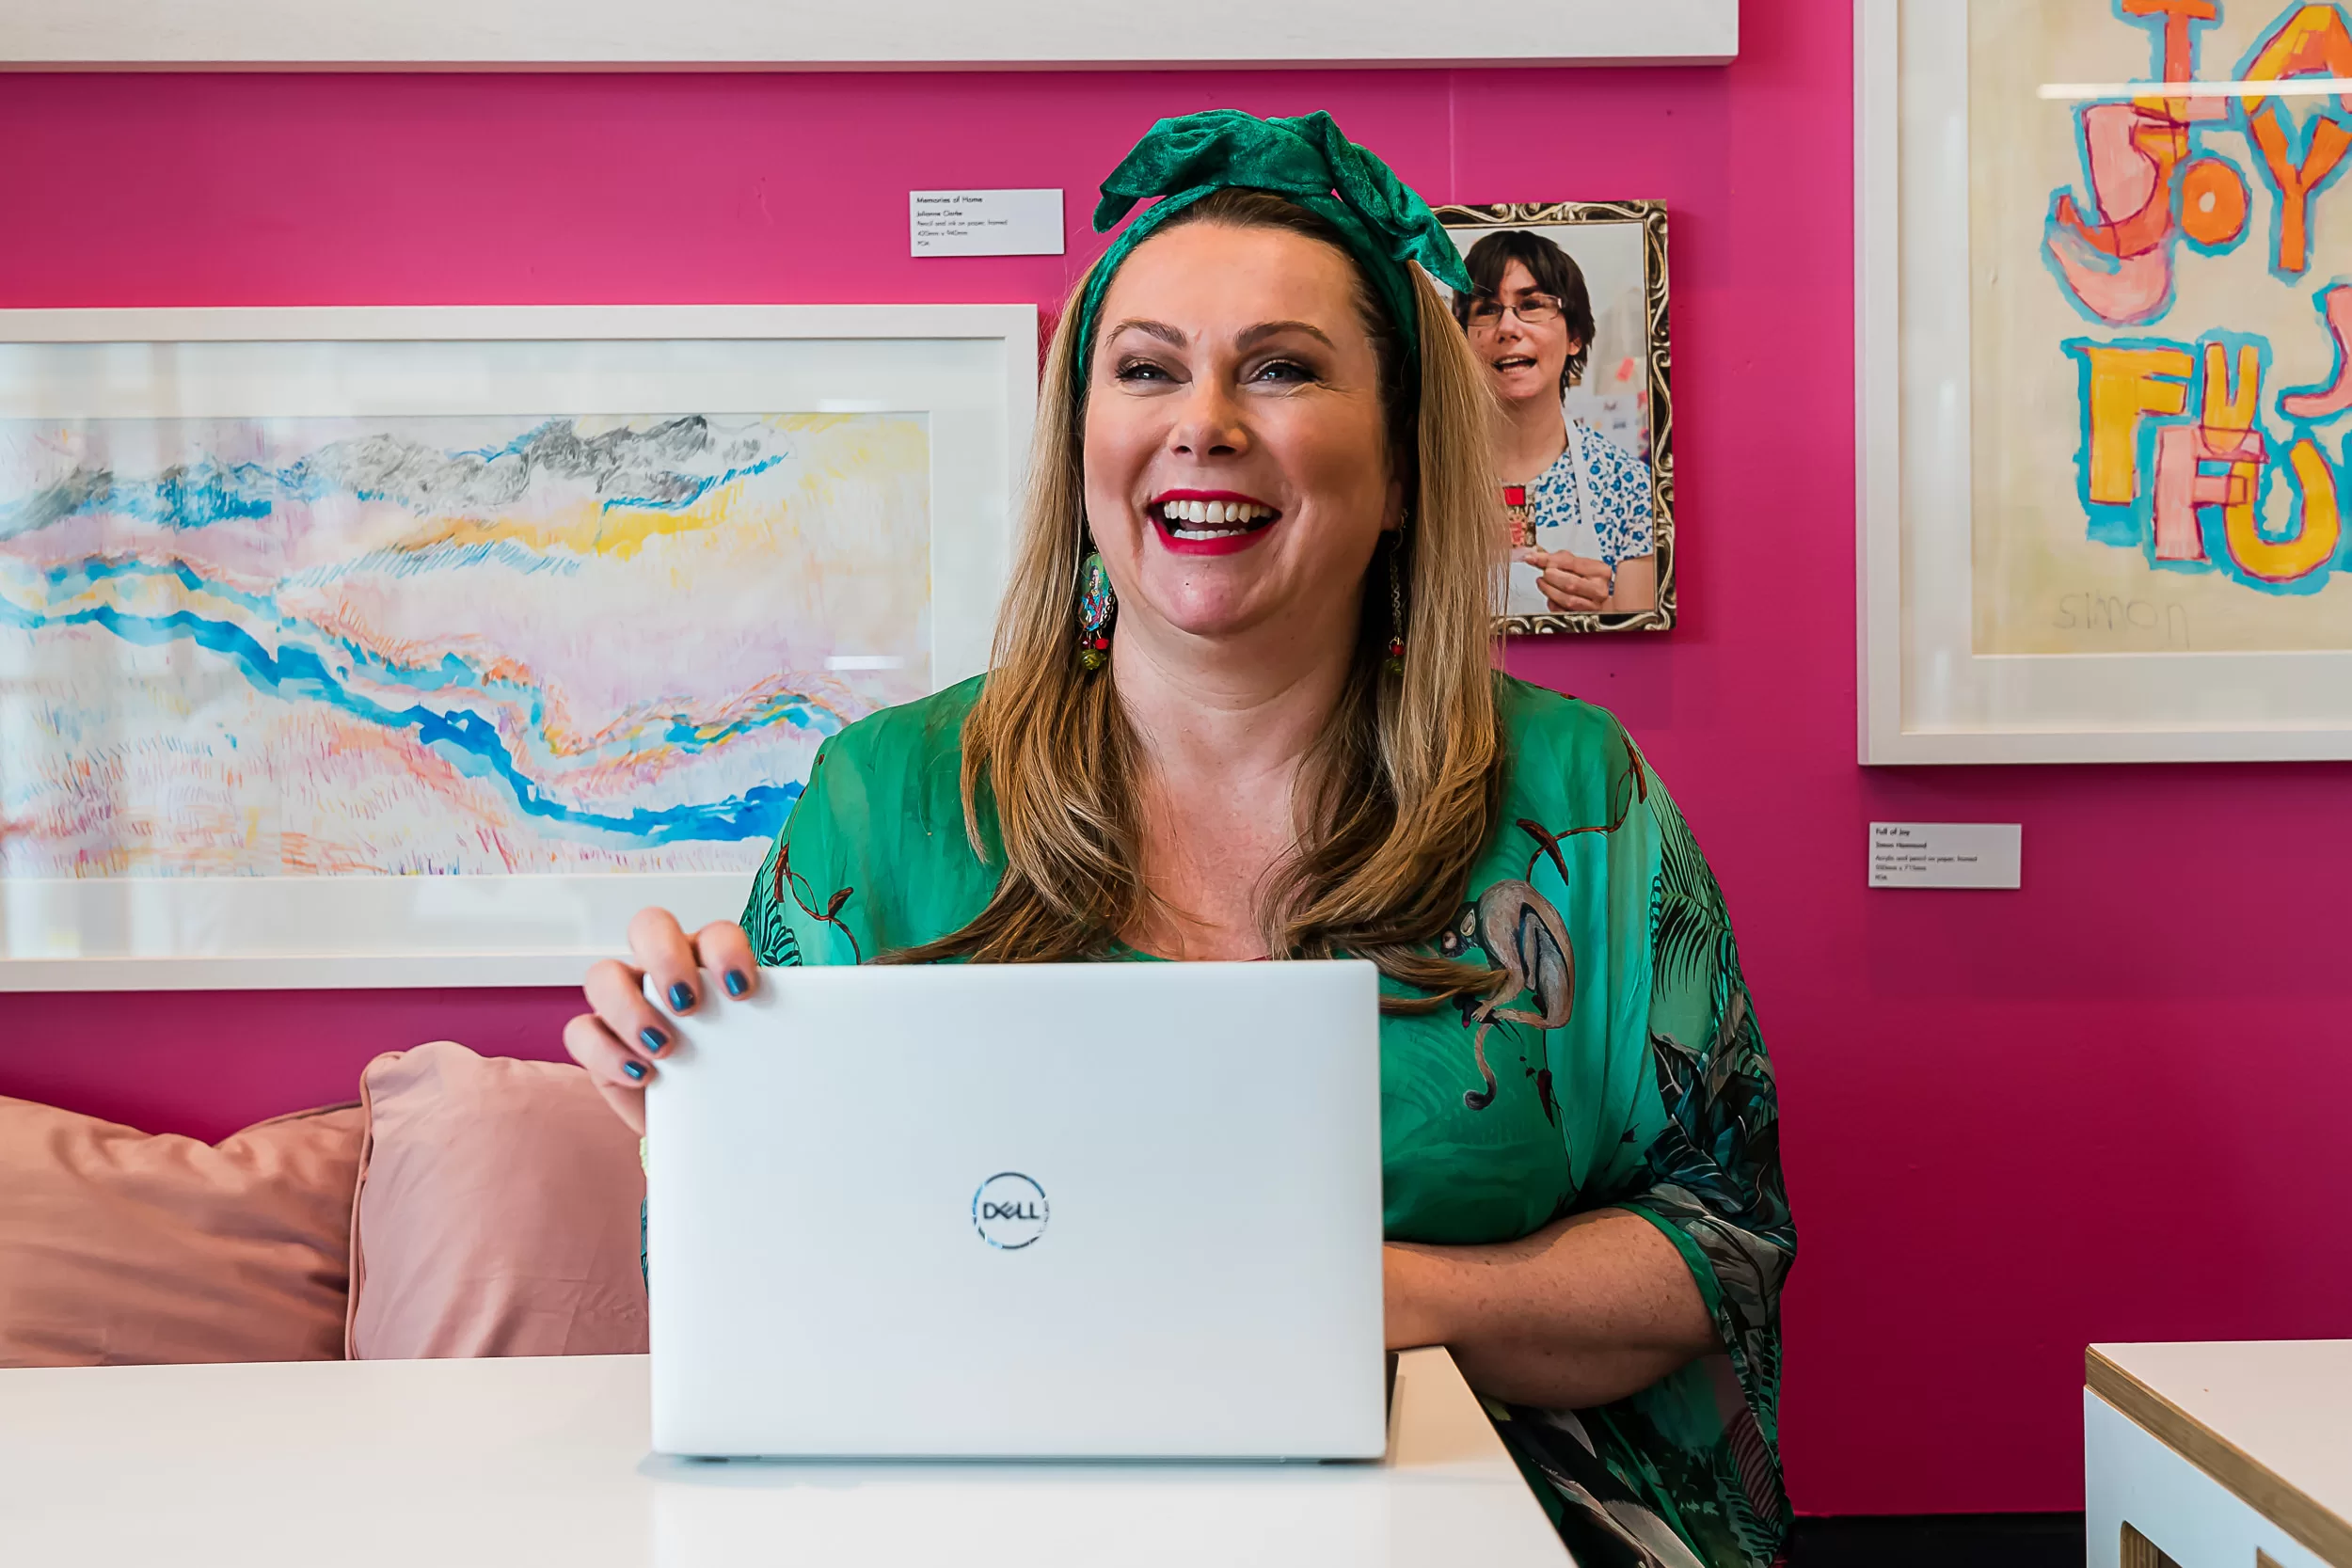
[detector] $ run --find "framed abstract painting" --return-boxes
[0,304,1035,987]
[1858,0,2352,761]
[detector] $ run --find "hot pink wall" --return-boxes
[4,0,2347,1517]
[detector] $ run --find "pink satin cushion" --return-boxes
[0,1098,364,1367]
[347,1039,646,1359]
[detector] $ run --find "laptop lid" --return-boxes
[644,960,1388,1461]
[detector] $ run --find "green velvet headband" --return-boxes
[1075,109,1472,367]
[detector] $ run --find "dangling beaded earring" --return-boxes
[1077,551,1116,673]
[1384,532,1407,677]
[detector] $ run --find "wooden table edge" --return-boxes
[2086,1345,2352,1568]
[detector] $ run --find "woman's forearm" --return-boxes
[1384,1206,1717,1409]
[1600,554,1658,614]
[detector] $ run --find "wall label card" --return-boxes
[910,189,1064,258]
[1867,822,2023,890]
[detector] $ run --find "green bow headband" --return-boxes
[1074,109,1472,365]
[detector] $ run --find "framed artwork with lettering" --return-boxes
[0,304,1034,989]
[1858,0,2352,761]
[1432,202,1675,635]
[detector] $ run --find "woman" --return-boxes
[1454,230,1660,617]
[568,111,1790,1568]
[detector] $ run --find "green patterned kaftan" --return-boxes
[740,673,1796,1568]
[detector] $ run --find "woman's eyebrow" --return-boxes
[1106,319,1186,347]
[1235,321,1337,350]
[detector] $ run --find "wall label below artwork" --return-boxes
[910,189,1064,258]
[1867,823,2023,890]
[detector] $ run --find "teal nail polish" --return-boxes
[622,1060,647,1083]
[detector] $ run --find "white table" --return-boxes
[0,1347,1570,1565]
[2086,1340,2352,1568]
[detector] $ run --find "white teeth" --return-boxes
[1158,499,1274,534]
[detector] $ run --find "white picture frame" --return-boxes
[2,0,1739,71]
[1855,0,2352,764]
[0,304,1035,990]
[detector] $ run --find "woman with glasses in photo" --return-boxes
[1454,230,1658,617]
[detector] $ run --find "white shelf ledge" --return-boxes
[3,0,1739,70]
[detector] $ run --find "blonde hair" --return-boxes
[891,190,1506,1006]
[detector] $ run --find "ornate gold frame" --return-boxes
[1433,200,1675,636]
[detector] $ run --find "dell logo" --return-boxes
[972,1172,1048,1249]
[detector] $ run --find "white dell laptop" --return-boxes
[641,959,1388,1462]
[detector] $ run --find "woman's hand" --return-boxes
[1526,548,1614,613]
[564,907,759,1133]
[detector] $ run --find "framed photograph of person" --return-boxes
[1432,202,1673,634]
